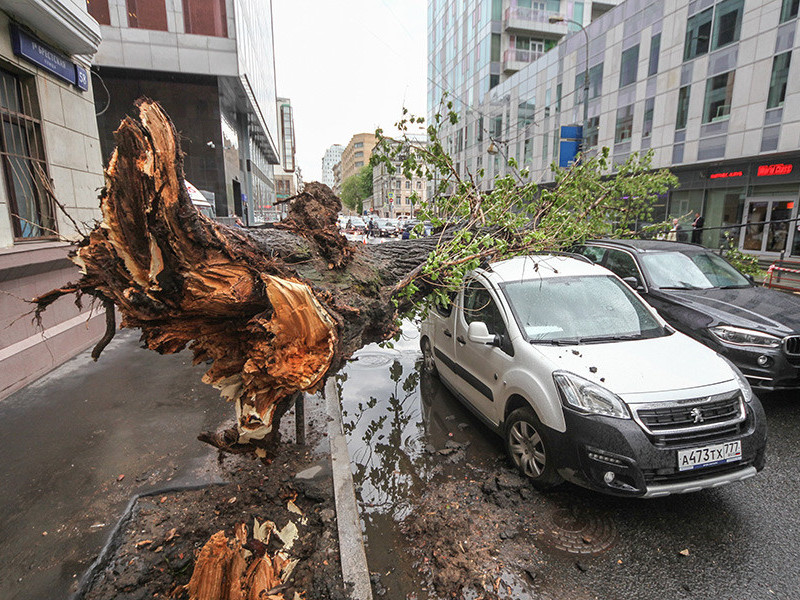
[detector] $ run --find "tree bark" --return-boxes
[34,99,438,454]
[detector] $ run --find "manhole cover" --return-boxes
[544,507,617,555]
[351,352,395,368]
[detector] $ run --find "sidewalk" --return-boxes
[0,330,229,600]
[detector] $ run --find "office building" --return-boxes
[0,1,105,398]
[274,97,297,216]
[372,139,429,217]
[321,143,343,189]
[339,132,377,185]
[88,0,281,224]
[430,0,800,260]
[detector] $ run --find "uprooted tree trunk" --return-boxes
[34,99,441,455]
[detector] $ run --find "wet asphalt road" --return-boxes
[340,324,800,600]
[0,330,229,600]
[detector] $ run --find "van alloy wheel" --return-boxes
[509,420,546,477]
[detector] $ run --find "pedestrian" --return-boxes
[368,218,375,238]
[234,216,244,228]
[691,212,705,244]
[667,218,681,241]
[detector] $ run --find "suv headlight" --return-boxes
[553,371,631,419]
[721,357,754,403]
[709,325,781,348]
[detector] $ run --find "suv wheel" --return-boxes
[421,337,438,376]
[505,407,563,489]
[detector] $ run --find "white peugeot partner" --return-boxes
[420,255,766,497]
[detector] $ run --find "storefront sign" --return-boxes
[9,24,88,92]
[757,163,793,177]
[709,171,743,179]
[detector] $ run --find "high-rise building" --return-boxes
[430,0,800,262]
[427,0,619,119]
[0,2,105,398]
[274,97,298,217]
[321,144,344,189]
[89,0,281,224]
[340,133,377,185]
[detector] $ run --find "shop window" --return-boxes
[767,52,792,109]
[702,71,735,123]
[619,45,640,88]
[183,0,227,37]
[126,0,168,31]
[615,105,634,143]
[86,0,111,25]
[684,8,713,61]
[781,0,799,22]
[711,0,744,51]
[0,69,54,240]
[648,33,661,76]
[676,85,691,130]
[642,97,655,138]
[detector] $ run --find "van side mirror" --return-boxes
[467,321,498,346]
[623,276,644,291]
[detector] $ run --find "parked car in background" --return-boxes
[573,240,800,391]
[421,255,766,497]
[185,180,215,219]
[375,217,399,237]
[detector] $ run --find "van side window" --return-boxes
[434,292,456,317]
[463,281,507,337]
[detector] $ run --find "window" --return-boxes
[354,151,363,157]
[619,45,640,87]
[648,33,661,76]
[182,0,227,37]
[355,161,364,167]
[642,97,655,138]
[555,83,562,113]
[492,116,503,138]
[463,281,507,338]
[416,181,422,189]
[684,8,712,61]
[405,180,410,189]
[676,85,691,129]
[711,0,743,51]
[542,131,548,162]
[518,100,535,128]
[702,71,735,123]
[87,0,111,25]
[767,52,792,109]
[544,88,551,117]
[577,245,607,264]
[585,116,600,148]
[126,0,168,30]
[0,69,53,240]
[605,249,642,285]
[396,180,402,188]
[615,104,634,143]
[491,33,501,61]
[523,138,533,163]
[781,0,799,22]
[354,142,364,148]
[575,63,604,103]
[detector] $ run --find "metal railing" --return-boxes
[505,6,561,24]
[503,48,544,65]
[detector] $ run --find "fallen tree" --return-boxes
[33,98,677,456]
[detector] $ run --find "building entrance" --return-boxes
[740,197,796,255]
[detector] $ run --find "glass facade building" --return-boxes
[430,0,800,260]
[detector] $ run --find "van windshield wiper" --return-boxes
[577,334,644,344]
[530,338,581,346]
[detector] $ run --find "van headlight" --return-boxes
[709,326,781,348]
[721,357,754,403]
[553,371,631,419]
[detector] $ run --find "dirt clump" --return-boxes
[82,444,347,600]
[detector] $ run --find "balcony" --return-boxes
[503,48,544,73]
[504,7,567,35]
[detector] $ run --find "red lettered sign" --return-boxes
[757,163,793,177]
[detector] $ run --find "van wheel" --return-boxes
[421,337,437,376]
[505,407,563,489]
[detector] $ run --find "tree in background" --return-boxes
[340,164,373,214]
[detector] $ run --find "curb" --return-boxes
[324,379,374,600]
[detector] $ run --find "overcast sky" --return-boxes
[272,0,428,182]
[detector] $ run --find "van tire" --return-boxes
[505,406,563,490]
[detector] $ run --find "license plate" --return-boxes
[677,441,742,471]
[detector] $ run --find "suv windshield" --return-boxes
[640,251,750,289]
[502,275,667,344]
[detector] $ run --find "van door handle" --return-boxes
[456,335,466,345]
[443,329,452,338]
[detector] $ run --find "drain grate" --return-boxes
[544,507,617,555]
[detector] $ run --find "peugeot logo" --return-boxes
[690,407,705,424]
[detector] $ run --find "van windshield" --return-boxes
[501,275,667,344]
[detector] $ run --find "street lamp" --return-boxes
[549,14,590,157]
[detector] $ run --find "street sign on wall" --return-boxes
[9,24,88,92]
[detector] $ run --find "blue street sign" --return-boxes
[560,125,583,140]
[559,140,581,168]
[9,24,87,92]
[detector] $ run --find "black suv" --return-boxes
[574,240,800,391]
